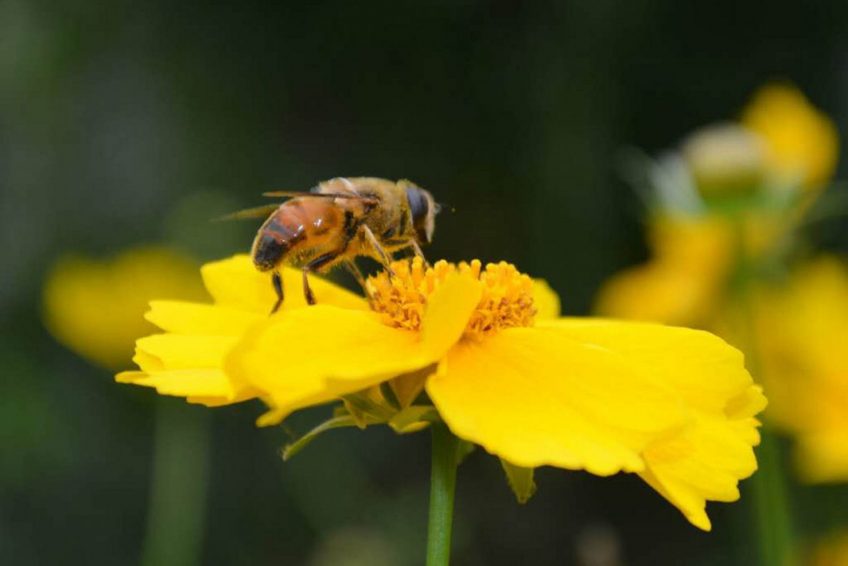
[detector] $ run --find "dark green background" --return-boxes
[3,1,848,564]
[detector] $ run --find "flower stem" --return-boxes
[426,423,460,566]
[750,431,794,566]
[731,218,795,566]
[141,400,210,566]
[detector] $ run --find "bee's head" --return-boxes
[402,181,438,245]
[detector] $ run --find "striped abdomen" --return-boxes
[251,198,348,271]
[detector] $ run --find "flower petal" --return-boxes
[226,306,438,415]
[427,327,686,476]
[117,368,241,404]
[543,318,754,413]
[135,334,238,370]
[541,318,763,530]
[201,254,367,313]
[145,300,262,335]
[420,274,482,357]
[532,279,561,320]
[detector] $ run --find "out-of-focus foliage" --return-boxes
[4,0,848,564]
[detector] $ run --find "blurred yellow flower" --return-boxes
[742,83,839,191]
[810,530,848,566]
[119,254,765,530]
[595,216,734,327]
[682,123,766,197]
[754,257,848,482]
[599,83,838,328]
[43,247,207,370]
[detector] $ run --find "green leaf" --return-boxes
[500,459,537,504]
[281,415,358,461]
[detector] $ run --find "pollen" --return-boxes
[366,257,536,339]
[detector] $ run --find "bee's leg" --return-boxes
[410,241,431,267]
[343,260,369,296]
[302,252,341,306]
[270,271,284,314]
[361,225,396,276]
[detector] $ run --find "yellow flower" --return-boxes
[742,83,839,191]
[43,246,207,370]
[116,254,364,406]
[754,256,848,482]
[119,254,765,530]
[682,123,766,197]
[595,216,735,327]
[810,530,848,566]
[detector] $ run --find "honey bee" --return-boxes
[225,177,438,313]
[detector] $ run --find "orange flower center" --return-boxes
[366,257,536,339]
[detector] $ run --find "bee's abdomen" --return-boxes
[252,233,288,271]
[252,208,306,271]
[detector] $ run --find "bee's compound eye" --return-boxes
[405,185,434,244]
[406,186,429,225]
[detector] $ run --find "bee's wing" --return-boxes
[214,204,280,222]
[262,191,379,204]
[263,190,361,199]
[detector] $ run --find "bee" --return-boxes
[224,177,438,313]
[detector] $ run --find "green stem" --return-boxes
[426,423,460,566]
[141,400,210,566]
[750,432,795,566]
[731,218,795,566]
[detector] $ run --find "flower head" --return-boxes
[753,256,848,482]
[119,254,765,530]
[742,83,838,191]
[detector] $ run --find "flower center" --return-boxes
[366,257,536,339]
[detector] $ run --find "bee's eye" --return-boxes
[406,186,430,226]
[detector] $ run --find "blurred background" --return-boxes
[3,1,848,564]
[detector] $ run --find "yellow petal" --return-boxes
[200,254,367,313]
[532,279,561,320]
[226,306,437,414]
[427,327,686,476]
[541,318,763,530]
[420,273,482,357]
[135,334,238,370]
[146,300,262,335]
[544,318,753,413]
[117,369,250,406]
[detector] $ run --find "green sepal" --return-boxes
[500,459,537,504]
[388,405,439,434]
[457,440,476,466]
[341,392,394,428]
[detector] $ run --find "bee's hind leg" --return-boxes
[270,271,284,314]
[302,251,342,306]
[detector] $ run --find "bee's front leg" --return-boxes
[344,260,370,297]
[270,271,284,314]
[361,225,396,277]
